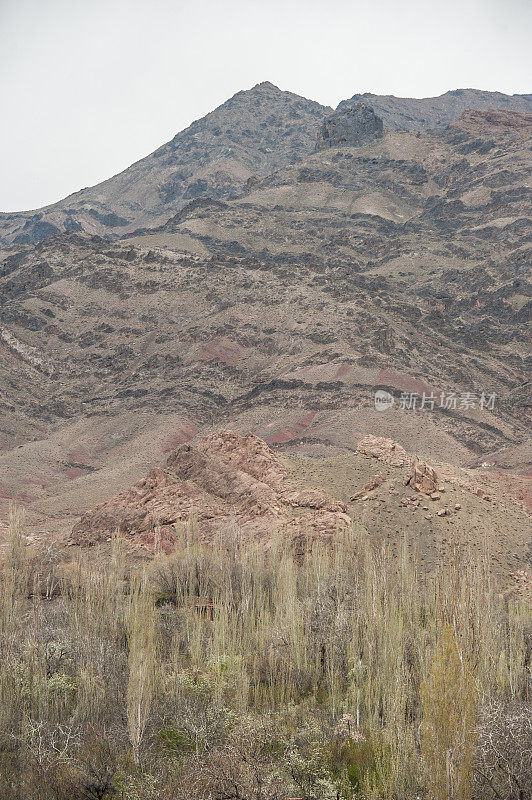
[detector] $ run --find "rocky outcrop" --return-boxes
[356,436,412,467]
[70,431,350,551]
[315,104,383,150]
[351,472,385,500]
[403,460,439,495]
[355,441,438,495]
[283,489,347,513]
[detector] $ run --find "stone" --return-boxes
[356,435,411,467]
[430,492,441,501]
[284,489,346,513]
[404,459,439,494]
[351,471,385,500]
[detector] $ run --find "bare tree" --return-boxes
[475,701,532,800]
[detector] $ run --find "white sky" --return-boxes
[0,0,530,212]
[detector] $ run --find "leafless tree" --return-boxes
[475,701,532,800]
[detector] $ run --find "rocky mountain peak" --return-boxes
[250,80,281,91]
[0,83,331,244]
[220,80,326,113]
[315,103,384,150]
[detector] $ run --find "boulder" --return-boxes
[404,459,439,495]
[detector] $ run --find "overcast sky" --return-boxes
[0,0,530,212]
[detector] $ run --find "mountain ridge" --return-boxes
[1,85,530,244]
[338,88,532,130]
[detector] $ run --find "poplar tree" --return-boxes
[421,624,478,800]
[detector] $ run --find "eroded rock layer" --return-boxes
[71,431,350,551]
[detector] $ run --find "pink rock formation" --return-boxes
[71,431,350,552]
[404,460,439,495]
[356,435,411,467]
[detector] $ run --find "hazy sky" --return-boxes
[0,0,530,212]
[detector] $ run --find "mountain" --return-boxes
[1,86,530,246]
[1,76,530,800]
[0,82,331,244]
[337,88,532,130]
[0,103,530,544]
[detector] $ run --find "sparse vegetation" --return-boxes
[0,507,529,798]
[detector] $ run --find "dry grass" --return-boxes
[0,509,529,799]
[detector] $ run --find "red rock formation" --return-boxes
[71,431,350,551]
[403,460,439,495]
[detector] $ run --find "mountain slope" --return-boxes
[338,88,532,130]
[0,82,331,244]
[0,107,530,539]
[68,430,531,579]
